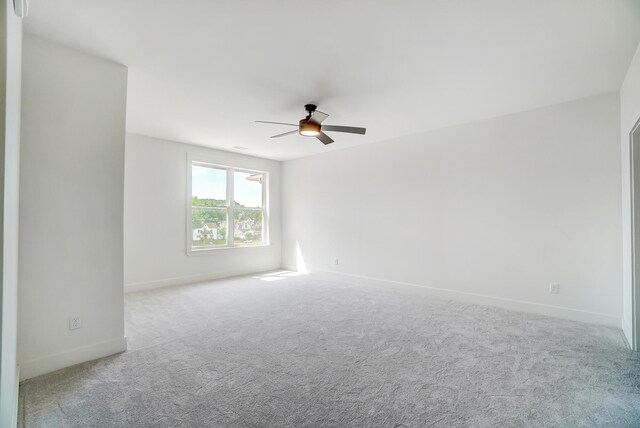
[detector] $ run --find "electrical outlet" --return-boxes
[335,259,339,265]
[549,283,560,294]
[69,316,81,330]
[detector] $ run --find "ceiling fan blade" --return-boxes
[316,132,334,145]
[309,110,329,124]
[255,120,298,127]
[321,125,366,135]
[270,129,299,138]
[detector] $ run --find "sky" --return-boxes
[192,165,262,208]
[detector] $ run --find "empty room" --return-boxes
[2,0,640,426]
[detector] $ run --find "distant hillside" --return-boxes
[191,197,261,229]
[192,197,247,208]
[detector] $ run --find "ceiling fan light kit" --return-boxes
[299,120,320,136]
[256,104,366,145]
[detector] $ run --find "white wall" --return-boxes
[0,0,22,425]
[283,93,622,327]
[18,35,128,380]
[124,133,281,291]
[620,42,640,348]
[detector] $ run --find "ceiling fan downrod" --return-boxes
[304,104,317,119]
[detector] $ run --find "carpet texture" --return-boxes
[18,271,640,427]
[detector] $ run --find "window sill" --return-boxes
[186,243,272,256]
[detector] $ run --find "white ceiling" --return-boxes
[25,0,640,161]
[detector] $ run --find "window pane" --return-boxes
[189,163,267,250]
[192,165,226,206]
[234,171,263,209]
[191,207,227,247]
[234,209,263,245]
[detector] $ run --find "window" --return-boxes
[188,158,267,253]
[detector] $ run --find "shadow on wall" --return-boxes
[296,241,308,273]
[261,240,306,279]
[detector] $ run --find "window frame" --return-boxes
[186,155,269,255]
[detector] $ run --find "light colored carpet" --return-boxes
[18,271,640,427]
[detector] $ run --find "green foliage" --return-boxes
[234,209,261,222]
[192,196,226,207]
[192,201,263,246]
[193,238,226,247]
[191,207,226,229]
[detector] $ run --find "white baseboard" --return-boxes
[19,337,127,381]
[14,365,19,427]
[125,273,222,293]
[622,318,634,350]
[317,269,621,328]
[124,265,279,293]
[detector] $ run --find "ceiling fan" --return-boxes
[256,104,366,145]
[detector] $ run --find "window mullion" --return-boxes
[227,168,234,247]
[262,173,267,245]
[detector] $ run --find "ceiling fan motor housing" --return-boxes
[299,119,320,136]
